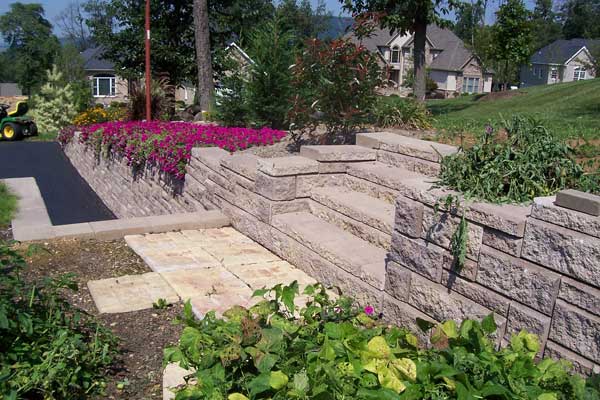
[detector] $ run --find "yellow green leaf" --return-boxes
[269,370,289,390]
[228,394,249,400]
[378,365,407,393]
[367,336,391,359]
[391,358,417,381]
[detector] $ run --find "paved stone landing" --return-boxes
[89,228,317,316]
[87,272,179,313]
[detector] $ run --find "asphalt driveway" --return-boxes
[0,141,115,225]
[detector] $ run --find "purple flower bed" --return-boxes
[60,121,287,178]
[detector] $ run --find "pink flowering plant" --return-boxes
[63,121,286,178]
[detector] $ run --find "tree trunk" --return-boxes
[193,0,214,113]
[413,20,427,102]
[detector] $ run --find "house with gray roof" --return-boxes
[81,47,196,106]
[520,39,598,87]
[348,25,493,96]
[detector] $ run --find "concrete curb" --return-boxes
[2,177,230,241]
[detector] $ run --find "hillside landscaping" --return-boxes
[427,79,600,146]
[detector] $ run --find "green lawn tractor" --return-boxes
[0,101,38,141]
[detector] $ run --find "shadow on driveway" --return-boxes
[0,141,115,225]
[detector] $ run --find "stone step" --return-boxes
[272,212,386,290]
[357,132,458,162]
[300,145,377,162]
[311,186,395,235]
[346,162,434,198]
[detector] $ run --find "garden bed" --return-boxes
[17,238,183,400]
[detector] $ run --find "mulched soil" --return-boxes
[14,237,184,400]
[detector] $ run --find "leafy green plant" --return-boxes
[164,281,598,400]
[288,38,381,146]
[0,240,117,399]
[153,298,171,309]
[0,182,17,227]
[440,116,600,203]
[372,97,433,130]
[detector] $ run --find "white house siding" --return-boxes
[483,74,493,92]
[564,50,596,82]
[87,72,129,106]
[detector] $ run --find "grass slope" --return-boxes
[0,182,17,226]
[428,78,600,141]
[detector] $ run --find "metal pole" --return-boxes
[145,0,151,121]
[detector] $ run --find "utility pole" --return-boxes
[145,0,151,121]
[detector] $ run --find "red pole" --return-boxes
[144,0,151,121]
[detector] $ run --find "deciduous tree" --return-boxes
[0,3,60,94]
[193,0,215,113]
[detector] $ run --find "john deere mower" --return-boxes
[0,101,38,141]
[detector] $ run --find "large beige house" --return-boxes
[348,25,493,97]
[81,47,196,106]
[520,39,598,87]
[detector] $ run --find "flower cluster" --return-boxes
[74,121,286,178]
[72,104,127,126]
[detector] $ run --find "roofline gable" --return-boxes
[564,46,592,65]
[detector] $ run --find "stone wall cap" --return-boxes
[555,189,600,216]
[220,153,260,181]
[257,156,319,176]
[358,132,458,162]
[300,145,377,162]
[532,195,600,238]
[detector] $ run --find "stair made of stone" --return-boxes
[309,186,395,249]
[271,211,387,291]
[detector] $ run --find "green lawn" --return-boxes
[0,182,17,226]
[427,78,600,143]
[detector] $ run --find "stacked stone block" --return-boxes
[63,131,600,374]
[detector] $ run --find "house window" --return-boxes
[462,77,480,93]
[391,46,400,63]
[92,74,116,97]
[573,66,586,81]
[551,68,558,81]
[538,67,543,79]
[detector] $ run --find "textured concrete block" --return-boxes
[558,278,600,317]
[296,174,345,198]
[390,231,451,282]
[550,300,600,363]
[481,227,523,257]
[409,273,500,325]
[466,202,530,237]
[522,219,600,288]
[377,150,441,177]
[395,196,424,238]
[505,302,551,352]
[555,189,600,216]
[544,341,600,377]
[220,153,259,181]
[532,195,600,238]
[360,132,457,162]
[300,145,377,162]
[442,271,511,316]
[477,246,560,315]
[257,156,319,176]
[421,208,483,260]
[355,132,381,149]
[254,172,296,201]
[385,260,412,302]
[382,294,437,347]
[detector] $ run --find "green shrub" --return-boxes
[0,183,17,227]
[164,282,598,400]
[216,70,251,127]
[128,77,174,121]
[440,116,600,203]
[0,241,117,399]
[372,97,433,130]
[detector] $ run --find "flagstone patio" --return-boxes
[87,227,317,319]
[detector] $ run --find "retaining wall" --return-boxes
[62,133,600,375]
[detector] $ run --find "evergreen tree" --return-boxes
[31,66,78,133]
[531,0,562,49]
